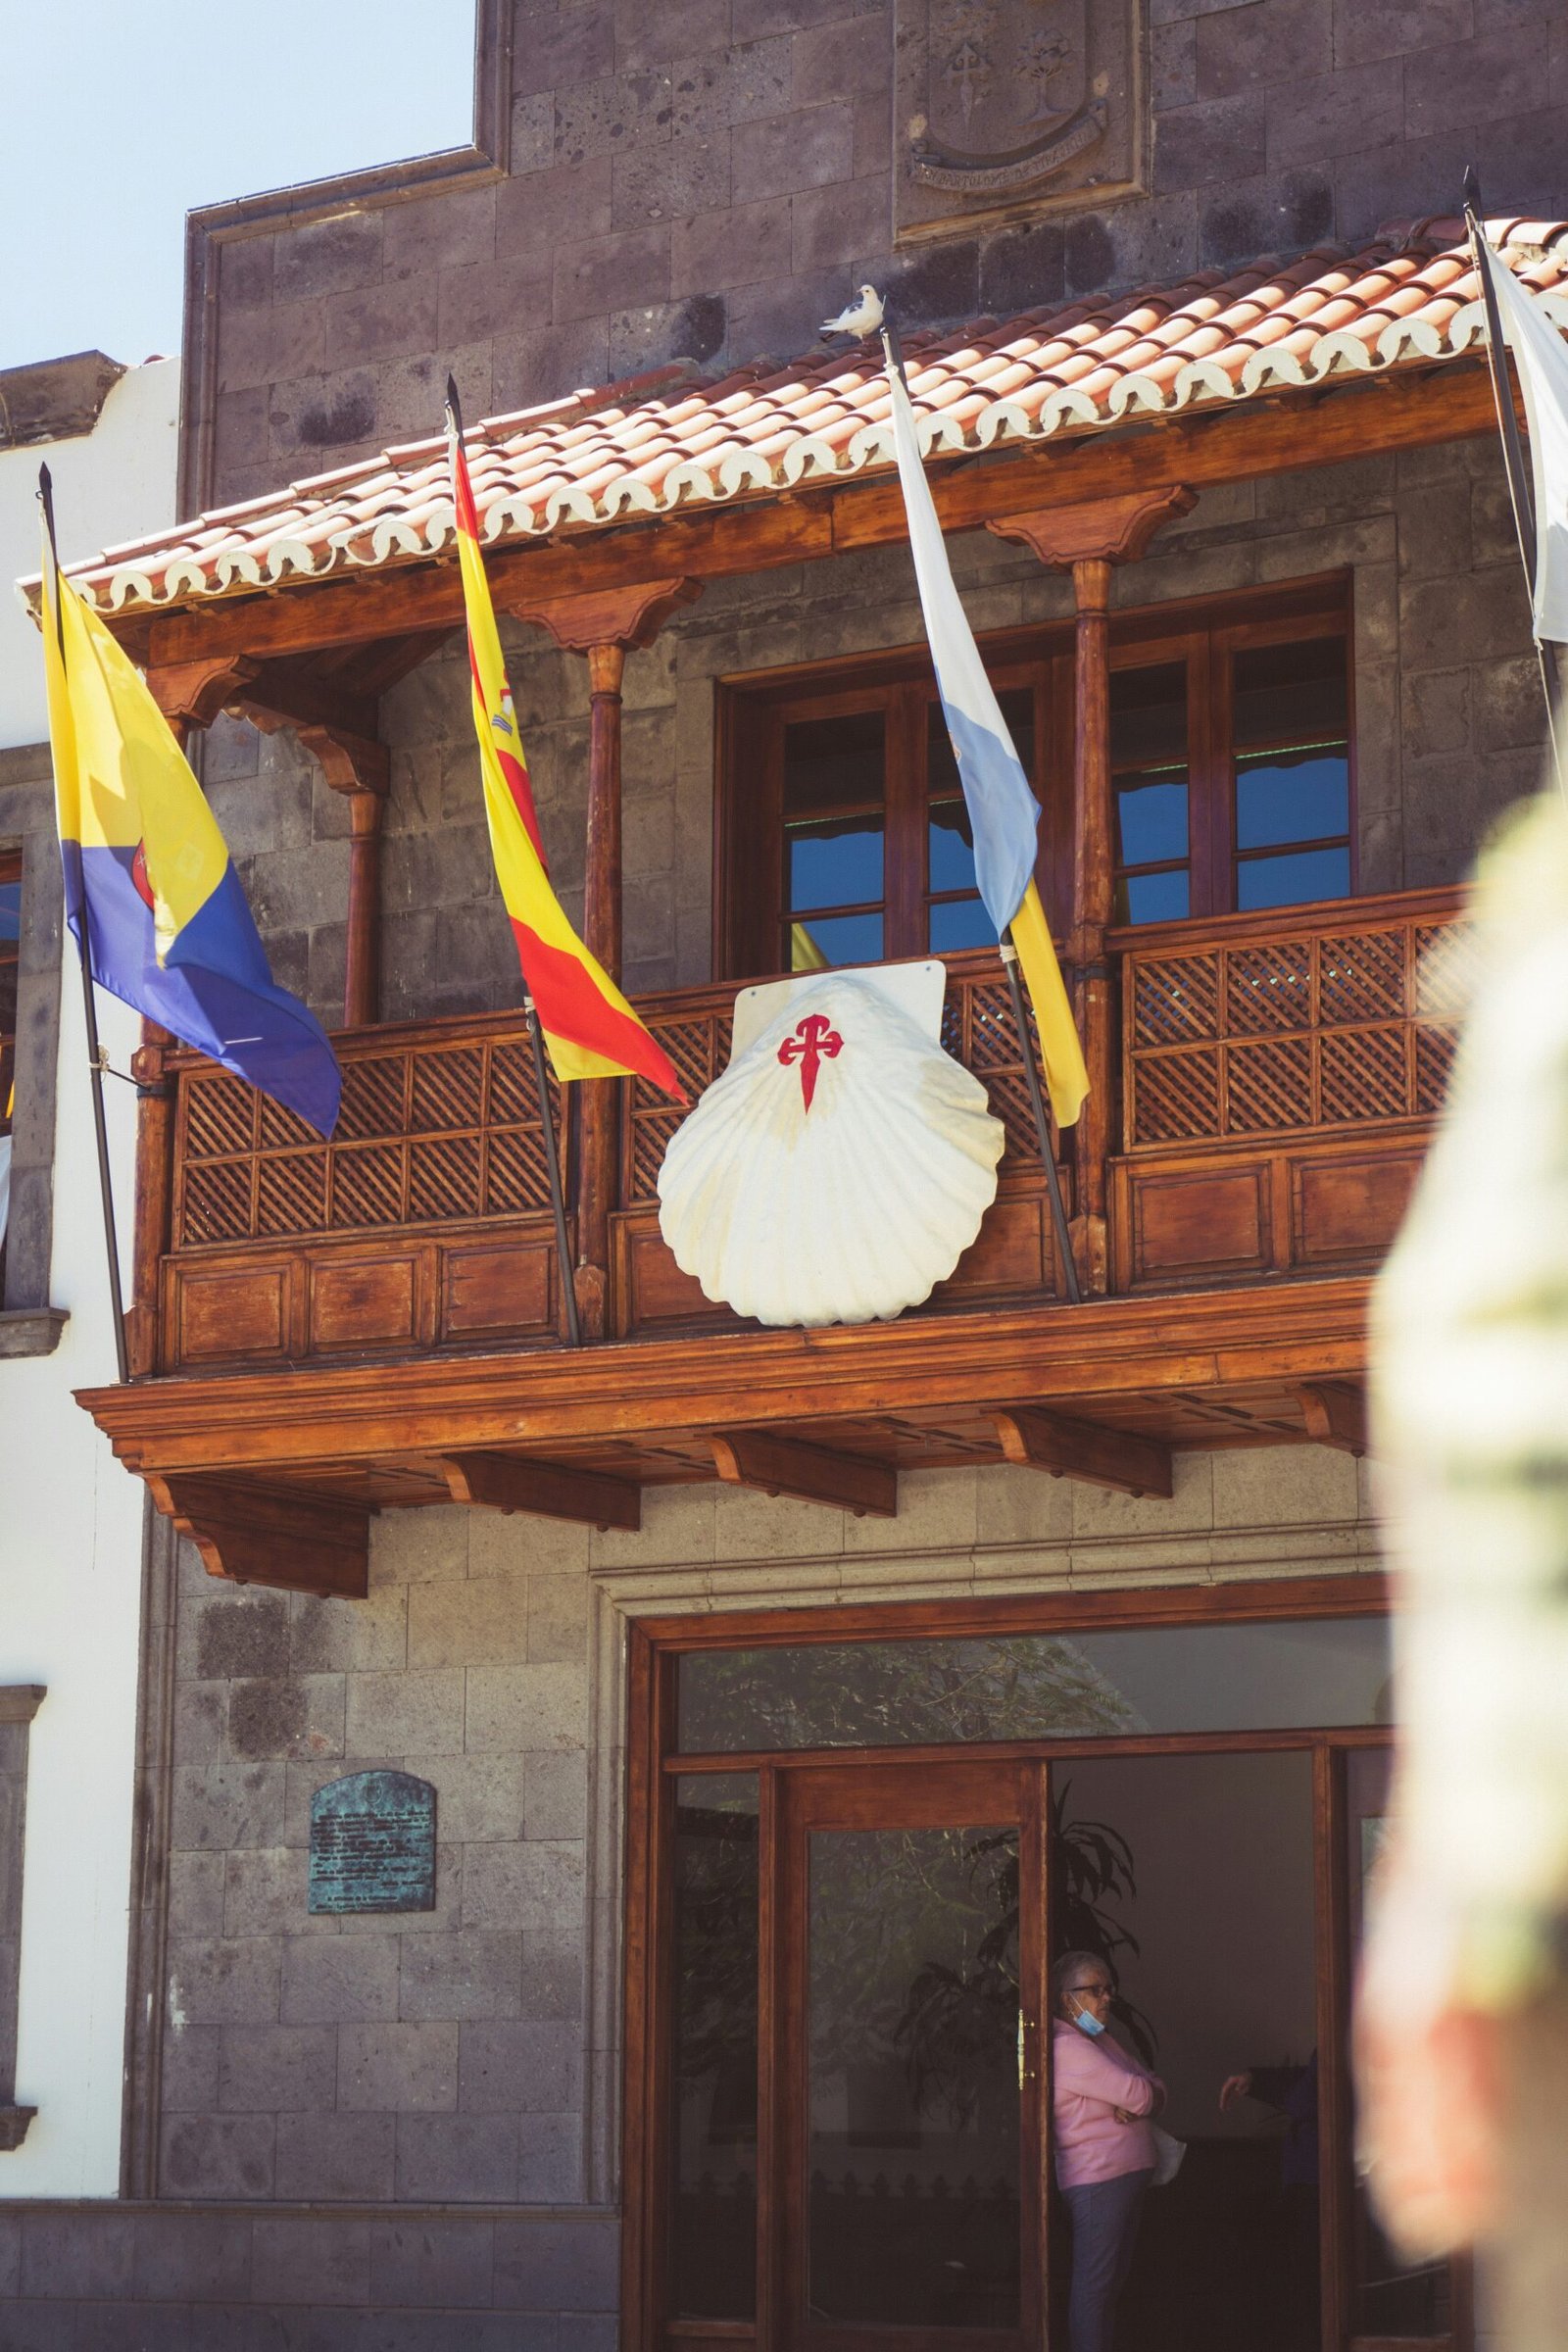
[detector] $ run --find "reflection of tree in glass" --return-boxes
[681,1634,1144,1754]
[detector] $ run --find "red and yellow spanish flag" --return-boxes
[446,396,684,1100]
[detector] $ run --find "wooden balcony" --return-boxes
[78,887,1468,1596]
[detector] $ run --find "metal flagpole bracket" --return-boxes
[524,995,584,1348]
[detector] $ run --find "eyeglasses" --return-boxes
[1068,1983,1112,2000]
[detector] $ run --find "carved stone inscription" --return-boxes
[309,1769,437,1914]
[895,0,1144,241]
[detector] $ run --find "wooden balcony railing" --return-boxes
[141,893,1470,1377]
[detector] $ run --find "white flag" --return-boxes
[1476,232,1568,645]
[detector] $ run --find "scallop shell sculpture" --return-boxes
[657,971,1005,1327]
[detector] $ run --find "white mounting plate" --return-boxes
[730,960,948,1061]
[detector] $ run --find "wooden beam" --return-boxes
[1296,1381,1369,1456]
[710,1430,898,1517]
[437,1451,641,1530]
[146,1474,368,1597]
[144,655,260,730]
[995,1406,1174,1497]
[77,1276,1377,1479]
[133,365,1497,670]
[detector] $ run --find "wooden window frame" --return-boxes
[0,846,21,1147]
[713,577,1354,982]
[620,1573,1467,2352]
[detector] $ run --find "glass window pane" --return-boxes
[677,1616,1392,1752]
[809,1823,1020,2328]
[928,688,1033,799]
[671,1774,759,2320]
[1233,638,1348,751]
[0,882,20,944]
[1236,751,1349,852]
[929,897,996,953]
[789,821,884,912]
[1116,778,1188,867]
[928,798,977,896]
[783,710,886,821]
[1236,846,1351,910]
[788,910,884,966]
[1118,869,1190,925]
[1110,662,1187,772]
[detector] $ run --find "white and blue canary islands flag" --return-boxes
[1474,228,1568,647]
[883,355,1090,1128]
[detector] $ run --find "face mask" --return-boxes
[1071,2002,1107,2037]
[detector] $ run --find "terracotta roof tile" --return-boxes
[50,219,1568,616]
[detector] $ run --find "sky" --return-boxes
[1,0,476,371]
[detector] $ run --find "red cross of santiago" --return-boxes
[777,1012,843,1111]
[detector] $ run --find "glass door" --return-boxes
[777,1760,1043,2352]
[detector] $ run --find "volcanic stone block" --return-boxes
[281,1935,401,2024]
[274,2111,397,2201]
[160,2112,276,2200]
[458,2020,583,2114]
[219,2024,338,2114]
[395,2112,519,2203]
[338,2023,460,2112]
[399,1932,524,2022]
[731,103,855,203]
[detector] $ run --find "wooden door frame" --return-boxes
[620,1574,1463,2352]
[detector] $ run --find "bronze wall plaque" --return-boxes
[308,1769,437,1914]
[895,0,1146,242]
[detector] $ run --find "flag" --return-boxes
[1475,229,1568,645]
[40,531,341,1137]
[446,407,685,1101]
[883,353,1090,1128]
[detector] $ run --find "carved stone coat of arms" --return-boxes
[895,0,1145,240]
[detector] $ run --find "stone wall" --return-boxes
[150,1446,1381,2226]
[202,0,1568,505]
[201,436,1547,1032]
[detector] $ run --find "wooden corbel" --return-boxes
[437,1451,640,1531]
[985,485,1198,571]
[505,576,703,656]
[994,1406,1173,1498]
[145,656,261,741]
[710,1430,898,1518]
[1296,1382,1369,1457]
[145,1473,368,1598]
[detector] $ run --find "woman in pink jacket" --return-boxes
[1051,1949,1166,2352]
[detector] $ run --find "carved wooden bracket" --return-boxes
[0,2107,37,2152]
[994,1406,1173,1498]
[438,1451,641,1531]
[710,1430,898,1518]
[1296,1382,1368,1457]
[987,486,1198,571]
[145,656,261,733]
[146,1474,368,1598]
[508,576,703,654]
[293,723,390,800]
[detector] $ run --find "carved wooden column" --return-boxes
[509,577,701,1338]
[293,725,390,1029]
[987,488,1194,1293]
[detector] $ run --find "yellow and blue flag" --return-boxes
[40,529,341,1137]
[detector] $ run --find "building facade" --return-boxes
[3,2,1564,2344]
[0,352,179,2203]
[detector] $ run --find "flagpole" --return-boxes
[38,465,130,1384]
[525,999,583,1349]
[876,310,1084,1307]
[1462,170,1566,788]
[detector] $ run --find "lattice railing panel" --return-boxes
[1122,899,1468,1151]
[173,1022,555,1250]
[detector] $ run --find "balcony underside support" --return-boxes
[1296,1382,1369,1457]
[146,1473,368,1598]
[437,1450,641,1530]
[710,1430,898,1518]
[994,1405,1174,1498]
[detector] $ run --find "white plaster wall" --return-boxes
[0,356,178,2193]
[0,360,179,754]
